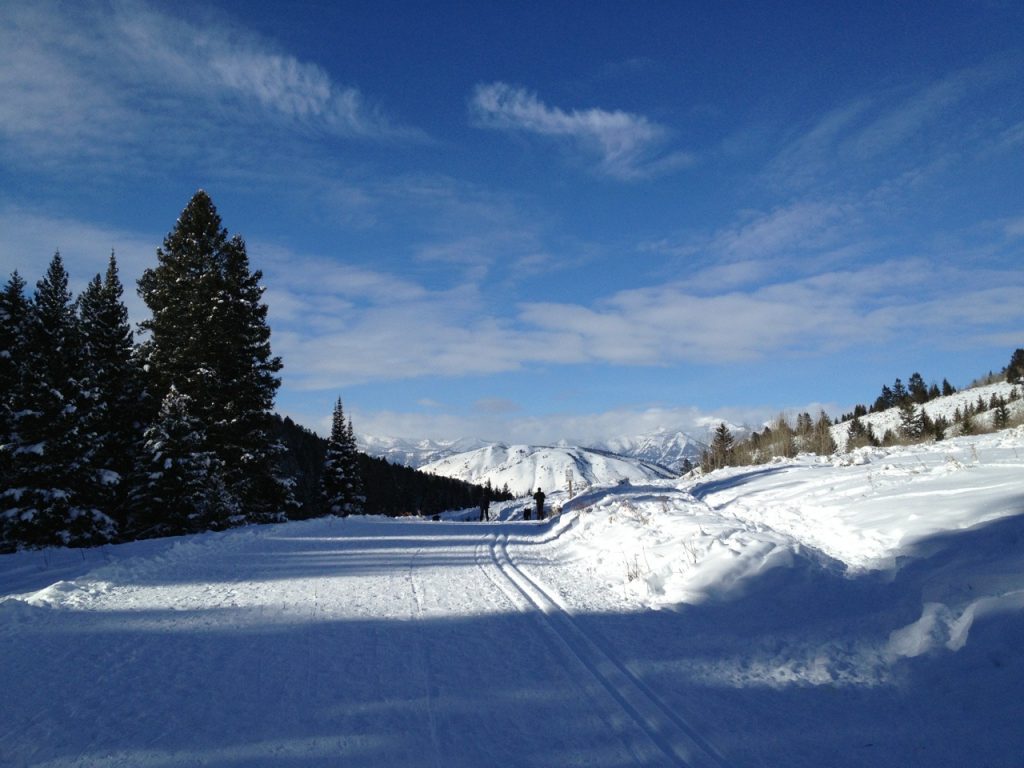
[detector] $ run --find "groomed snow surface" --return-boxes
[3,430,1024,767]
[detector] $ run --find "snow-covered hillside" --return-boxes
[3,427,1023,766]
[420,443,676,496]
[830,380,1022,450]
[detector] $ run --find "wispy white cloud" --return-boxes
[521,260,1024,366]
[763,62,1018,193]
[470,82,693,180]
[642,199,863,291]
[258,222,1024,396]
[0,1,418,168]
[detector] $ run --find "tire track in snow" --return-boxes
[489,532,730,768]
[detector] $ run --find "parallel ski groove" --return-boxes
[492,532,729,768]
[476,535,657,765]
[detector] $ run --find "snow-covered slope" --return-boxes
[420,443,676,496]
[830,380,1022,450]
[357,434,490,467]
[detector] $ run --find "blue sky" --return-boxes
[2,1,1023,443]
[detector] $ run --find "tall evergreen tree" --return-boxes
[137,191,294,522]
[907,372,928,404]
[705,422,734,471]
[0,272,31,548]
[3,254,114,547]
[320,398,365,516]
[0,273,30,457]
[891,378,909,405]
[873,384,894,412]
[77,253,141,524]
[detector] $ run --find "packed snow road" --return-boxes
[0,515,722,768]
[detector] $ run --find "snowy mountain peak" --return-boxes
[591,428,706,472]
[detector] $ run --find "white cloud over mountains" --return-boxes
[470,82,693,180]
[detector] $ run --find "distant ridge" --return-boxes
[419,443,676,497]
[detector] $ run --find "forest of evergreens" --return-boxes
[0,192,491,552]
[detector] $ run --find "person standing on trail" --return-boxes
[479,486,491,521]
[533,487,546,520]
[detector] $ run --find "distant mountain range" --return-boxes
[418,444,677,497]
[595,428,707,471]
[357,435,492,469]
[359,427,708,473]
[357,427,712,496]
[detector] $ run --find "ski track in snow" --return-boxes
[489,530,727,767]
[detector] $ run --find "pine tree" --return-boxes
[0,274,30,457]
[898,400,926,440]
[208,235,293,520]
[708,422,734,470]
[891,378,908,405]
[993,397,1011,430]
[320,398,365,516]
[846,416,878,450]
[959,409,976,436]
[137,191,294,523]
[3,254,114,547]
[873,384,894,412]
[907,372,928,404]
[1006,349,1024,384]
[77,253,141,524]
[0,272,31,548]
[128,387,234,538]
[941,378,956,397]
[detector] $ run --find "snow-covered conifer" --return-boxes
[3,254,114,548]
[137,191,294,523]
[77,253,141,523]
[129,386,235,537]
[320,398,365,516]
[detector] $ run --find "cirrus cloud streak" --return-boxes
[470,82,693,180]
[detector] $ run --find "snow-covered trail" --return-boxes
[6,430,1024,768]
[0,516,722,768]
